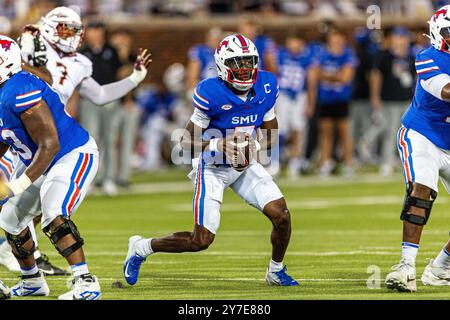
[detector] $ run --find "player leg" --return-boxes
[123,163,226,285]
[336,108,353,177]
[31,214,71,276]
[0,278,10,300]
[230,162,298,286]
[0,151,21,272]
[287,93,308,179]
[386,127,441,292]
[420,164,450,286]
[318,115,335,177]
[39,138,100,300]
[0,178,50,297]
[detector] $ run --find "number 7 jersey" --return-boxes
[43,38,92,105]
[0,71,89,168]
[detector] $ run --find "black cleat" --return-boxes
[37,254,71,276]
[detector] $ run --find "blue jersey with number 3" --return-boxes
[0,71,89,168]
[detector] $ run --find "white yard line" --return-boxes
[90,174,401,197]
[2,250,438,258]
[0,276,369,282]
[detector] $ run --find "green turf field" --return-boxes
[1,171,450,300]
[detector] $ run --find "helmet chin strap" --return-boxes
[232,82,253,92]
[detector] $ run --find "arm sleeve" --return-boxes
[13,78,45,114]
[420,73,450,101]
[192,82,212,116]
[190,108,211,128]
[263,107,276,122]
[415,56,442,81]
[78,76,137,106]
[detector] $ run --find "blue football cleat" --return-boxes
[266,266,299,286]
[123,236,146,285]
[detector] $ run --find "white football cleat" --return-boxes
[421,259,450,286]
[385,260,417,293]
[0,279,11,300]
[0,241,20,272]
[58,274,101,300]
[11,272,50,297]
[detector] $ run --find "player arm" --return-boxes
[19,100,60,182]
[420,73,450,101]
[180,120,209,158]
[257,108,278,151]
[319,65,355,84]
[306,65,319,118]
[186,59,201,92]
[21,64,53,86]
[78,49,151,106]
[369,68,383,109]
[0,142,9,159]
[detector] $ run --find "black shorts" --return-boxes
[318,102,350,119]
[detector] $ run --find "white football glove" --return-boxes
[17,24,48,67]
[129,48,152,86]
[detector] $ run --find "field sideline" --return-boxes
[1,171,450,300]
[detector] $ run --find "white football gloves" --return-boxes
[129,48,152,86]
[17,24,48,68]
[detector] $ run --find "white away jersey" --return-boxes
[44,39,93,104]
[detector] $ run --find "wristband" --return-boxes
[209,138,220,152]
[6,174,32,196]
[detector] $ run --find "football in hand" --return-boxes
[227,132,254,172]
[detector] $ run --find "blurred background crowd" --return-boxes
[0,0,447,195]
[0,0,448,20]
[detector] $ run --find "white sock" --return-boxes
[21,263,39,276]
[401,242,419,265]
[434,248,450,269]
[34,249,41,260]
[71,262,89,277]
[135,238,153,258]
[269,259,283,273]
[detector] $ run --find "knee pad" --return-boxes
[43,218,84,258]
[6,229,35,260]
[400,182,437,226]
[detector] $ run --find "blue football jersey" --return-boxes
[317,46,358,104]
[188,44,217,80]
[402,47,450,149]
[253,35,277,70]
[0,71,89,168]
[277,47,317,99]
[193,70,279,164]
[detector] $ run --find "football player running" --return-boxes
[385,6,450,292]
[0,6,151,276]
[123,34,299,287]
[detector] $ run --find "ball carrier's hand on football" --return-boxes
[209,132,261,171]
[129,48,152,85]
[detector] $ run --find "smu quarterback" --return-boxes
[123,34,299,287]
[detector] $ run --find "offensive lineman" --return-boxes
[0,6,152,275]
[123,34,298,286]
[385,6,450,292]
[0,36,99,299]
